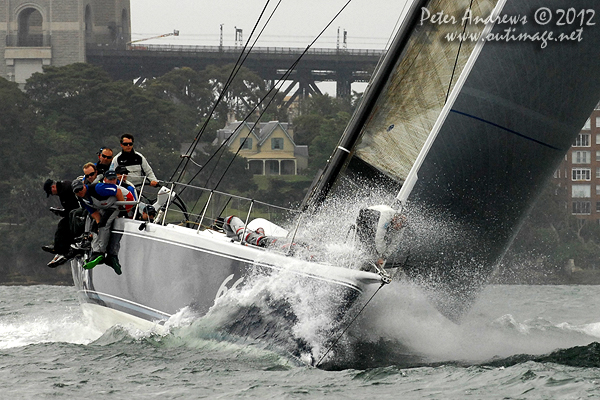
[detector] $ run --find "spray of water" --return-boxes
[0,302,102,349]
[343,280,600,367]
[188,189,600,368]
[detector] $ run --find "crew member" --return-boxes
[95,147,114,176]
[42,179,80,267]
[223,215,278,248]
[82,162,101,185]
[115,166,138,201]
[356,205,408,271]
[110,134,158,187]
[72,177,124,274]
[105,169,136,218]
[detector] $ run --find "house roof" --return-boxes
[217,121,296,147]
[294,145,308,157]
[217,121,260,146]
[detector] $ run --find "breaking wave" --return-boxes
[154,278,600,370]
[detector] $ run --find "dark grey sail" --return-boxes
[304,0,600,321]
[304,0,499,206]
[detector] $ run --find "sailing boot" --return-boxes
[83,253,104,270]
[71,234,92,254]
[42,245,57,254]
[47,254,67,268]
[105,255,122,275]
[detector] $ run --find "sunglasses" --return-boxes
[74,187,84,193]
[101,154,113,159]
[85,172,97,178]
[121,142,134,146]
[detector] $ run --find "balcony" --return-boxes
[6,34,51,47]
[4,34,52,65]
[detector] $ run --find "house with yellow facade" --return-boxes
[216,121,308,175]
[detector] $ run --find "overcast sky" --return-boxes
[130,0,409,49]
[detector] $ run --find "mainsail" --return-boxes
[304,0,499,205]
[304,0,600,321]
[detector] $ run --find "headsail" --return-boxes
[303,0,499,207]
[304,0,600,321]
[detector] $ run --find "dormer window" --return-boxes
[271,138,284,150]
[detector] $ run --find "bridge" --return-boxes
[86,44,385,101]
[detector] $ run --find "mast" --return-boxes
[302,0,430,211]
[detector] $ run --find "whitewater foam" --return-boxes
[0,310,102,349]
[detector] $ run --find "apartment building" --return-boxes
[554,106,600,221]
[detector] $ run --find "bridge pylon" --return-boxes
[1,0,131,87]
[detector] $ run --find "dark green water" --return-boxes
[1,284,599,399]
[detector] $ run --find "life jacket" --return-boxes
[117,186,135,215]
[80,183,118,212]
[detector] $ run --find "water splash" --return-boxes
[0,287,103,349]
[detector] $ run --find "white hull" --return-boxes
[71,218,383,331]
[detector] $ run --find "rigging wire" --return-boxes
[384,0,411,51]
[176,0,355,224]
[315,282,386,368]
[184,1,286,215]
[170,0,279,184]
[181,0,355,201]
[444,0,475,104]
[197,1,284,189]
[187,54,303,220]
[174,1,287,198]
[210,0,355,194]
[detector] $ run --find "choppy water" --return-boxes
[1,284,600,399]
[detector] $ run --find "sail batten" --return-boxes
[302,0,432,209]
[303,0,501,209]
[449,109,562,151]
[304,0,600,321]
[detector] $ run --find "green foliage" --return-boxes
[145,67,209,141]
[505,179,600,275]
[182,144,257,195]
[552,240,600,268]
[298,93,353,117]
[0,175,56,279]
[291,94,356,175]
[25,64,182,156]
[254,176,313,208]
[0,78,41,178]
[307,111,352,173]
[135,141,180,183]
[25,63,111,109]
[293,114,324,146]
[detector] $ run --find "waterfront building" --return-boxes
[216,121,308,175]
[554,104,600,222]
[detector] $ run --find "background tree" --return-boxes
[499,180,600,282]
[3,61,599,285]
[25,63,183,179]
[145,67,210,142]
[205,64,266,125]
[291,95,354,174]
[0,78,40,179]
